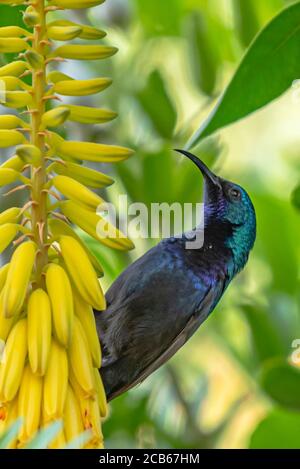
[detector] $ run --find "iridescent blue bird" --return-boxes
[96,150,256,401]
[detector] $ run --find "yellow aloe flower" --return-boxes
[0,0,134,449]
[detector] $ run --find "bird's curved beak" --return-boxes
[174,149,221,188]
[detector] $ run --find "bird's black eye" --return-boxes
[228,187,241,201]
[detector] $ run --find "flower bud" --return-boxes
[24,50,44,70]
[23,6,40,28]
[16,144,41,165]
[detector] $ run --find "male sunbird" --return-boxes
[96,150,256,401]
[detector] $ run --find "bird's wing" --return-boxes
[104,286,218,401]
[98,242,200,359]
[98,239,229,401]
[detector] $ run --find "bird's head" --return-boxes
[175,149,256,270]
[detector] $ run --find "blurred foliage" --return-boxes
[185,12,217,96]
[249,409,300,449]
[1,0,300,449]
[232,0,260,47]
[260,358,300,411]
[292,184,300,210]
[188,1,300,147]
[137,71,177,140]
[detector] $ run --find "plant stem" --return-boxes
[30,0,48,287]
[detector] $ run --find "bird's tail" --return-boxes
[101,356,133,402]
[96,309,138,401]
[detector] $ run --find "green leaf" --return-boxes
[142,149,175,205]
[0,4,30,85]
[0,418,22,449]
[187,1,300,148]
[242,306,285,364]
[137,71,176,140]
[0,5,25,28]
[185,12,217,96]
[232,0,260,47]
[291,184,300,210]
[260,358,300,411]
[253,193,299,295]
[133,0,181,37]
[249,408,300,449]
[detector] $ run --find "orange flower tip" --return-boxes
[0,407,6,421]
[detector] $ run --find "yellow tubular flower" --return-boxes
[0,319,27,402]
[0,0,134,449]
[1,242,36,318]
[0,130,26,148]
[0,76,31,92]
[65,104,117,124]
[41,107,70,128]
[51,160,114,188]
[0,309,15,343]
[3,91,32,109]
[52,175,105,211]
[53,77,112,96]
[48,427,67,449]
[52,138,133,163]
[47,70,73,83]
[46,264,74,347]
[0,272,15,341]
[43,340,68,420]
[61,200,135,250]
[18,365,43,444]
[74,292,102,368]
[64,385,85,444]
[93,368,108,418]
[0,61,28,77]
[27,289,52,376]
[84,397,104,446]
[0,264,9,291]
[0,398,18,448]
[52,44,117,61]
[16,145,41,165]
[47,25,82,41]
[0,115,26,130]
[0,38,28,53]
[47,20,106,40]
[0,26,29,38]
[69,367,103,446]
[1,156,24,172]
[24,50,44,70]
[0,224,19,254]
[0,208,21,226]
[48,0,105,9]
[1,0,25,4]
[0,169,20,187]
[59,235,106,310]
[68,317,95,396]
[48,218,104,277]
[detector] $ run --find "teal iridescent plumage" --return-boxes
[224,183,256,275]
[96,150,256,401]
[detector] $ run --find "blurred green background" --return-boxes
[1,0,300,449]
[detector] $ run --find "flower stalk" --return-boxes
[30,0,48,287]
[0,0,133,449]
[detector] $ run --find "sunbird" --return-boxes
[96,150,256,401]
